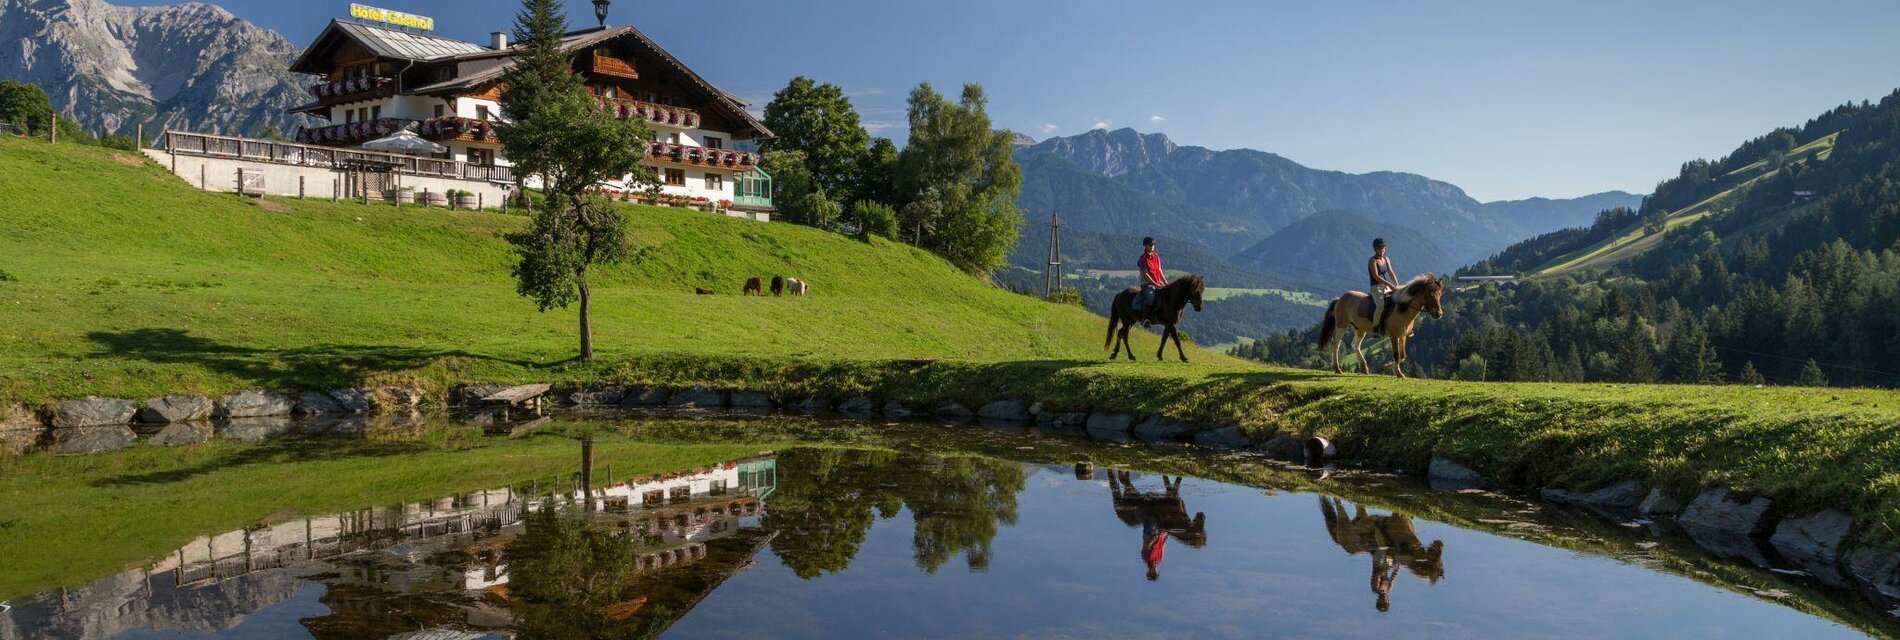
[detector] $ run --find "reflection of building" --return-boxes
[1318,497,1445,612]
[4,454,778,640]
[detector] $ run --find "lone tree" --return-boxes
[894,82,1022,273]
[498,0,654,360]
[762,77,870,207]
[0,80,55,135]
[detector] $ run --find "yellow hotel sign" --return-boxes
[349,3,435,31]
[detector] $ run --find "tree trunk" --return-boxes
[580,436,594,513]
[577,269,593,360]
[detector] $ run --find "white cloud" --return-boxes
[864,121,894,134]
[1150,115,1167,123]
[1091,119,1112,130]
[1039,123,1059,134]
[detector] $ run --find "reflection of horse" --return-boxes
[1106,275,1206,362]
[1316,274,1446,377]
[1109,471,1207,581]
[1319,497,1445,612]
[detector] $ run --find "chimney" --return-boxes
[490,31,508,50]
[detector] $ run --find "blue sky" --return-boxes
[151,0,1900,201]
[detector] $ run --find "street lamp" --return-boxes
[593,0,611,27]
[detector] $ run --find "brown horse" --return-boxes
[1316,274,1445,377]
[743,277,763,296]
[1106,275,1206,362]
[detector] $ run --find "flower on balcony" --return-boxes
[718,199,734,209]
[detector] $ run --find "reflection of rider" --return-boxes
[1110,471,1206,581]
[1135,237,1165,322]
[1318,497,1444,612]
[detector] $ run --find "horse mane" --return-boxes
[1171,274,1205,291]
[1393,274,1440,303]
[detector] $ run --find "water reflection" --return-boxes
[1105,471,1206,580]
[1319,497,1446,612]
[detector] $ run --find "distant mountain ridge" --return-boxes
[1230,210,1462,291]
[1480,190,1644,235]
[0,0,311,137]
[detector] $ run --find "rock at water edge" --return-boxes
[148,422,215,447]
[567,386,627,406]
[1133,415,1196,442]
[328,388,372,413]
[1193,426,1251,450]
[1638,488,1685,516]
[1770,510,1854,586]
[1540,480,1648,515]
[138,395,213,423]
[668,387,728,408]
[295,392,342,415]
[1084,413,1135,440]
[53,397,137,428]
[1037,412,1089,435]
[883,400,917,419]
[729,391,774,408]
[838,396,876,416]
[53,426,138,454]
[216,390,295,418]
[1428,457,1488,491]
[620,387,672,406]
[977,401,1031,424]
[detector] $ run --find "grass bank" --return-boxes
[4,137,1900,552]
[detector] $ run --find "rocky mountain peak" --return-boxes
[1032,127,1178,177]
[0,0,311,137]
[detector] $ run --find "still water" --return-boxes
[2,415,1887,639]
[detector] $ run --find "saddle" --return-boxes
[1357,294,1397,335]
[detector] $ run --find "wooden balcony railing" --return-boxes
[646,142,757,168]
[162,130,515,184]
[598,97,702,129]
[307,76,393,101]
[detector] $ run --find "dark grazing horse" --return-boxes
[771,275,785,296]
[743,277,764,296]
[1106,274,1206,362]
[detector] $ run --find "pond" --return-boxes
[2,413,1890,639]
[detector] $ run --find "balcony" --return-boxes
[307,76,393,103]
[589,54,638,79]
[295,117,498,147]
[598,97,702,129]
[645,142,756,169]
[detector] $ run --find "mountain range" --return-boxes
[1012,127,1641,291]
[0,0,310,137]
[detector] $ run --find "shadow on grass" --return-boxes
[87,432,444,487]
[85,328,564,390]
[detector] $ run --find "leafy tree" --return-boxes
[497,0,653,361]
[895,82,1022,273]
[1797,358,1828,387]
[762,77,870,203]
[99,134,137,151]
[1454,353,1488,381]
[54,118,96,145]
[856,137,899,205]
[1739,361,1766,385]
[0,81,54,135]
[758,149,827,227]
[787,188,843,228]
[851,199,898,240]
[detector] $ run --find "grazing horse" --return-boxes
[694,287,715,295]
[786,278,807,296]
[743,277,763,296]
[771,275,785,296]
[1317,274,1445,377]
[1106,274,1206,362]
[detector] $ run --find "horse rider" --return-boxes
[1367,237,1407,336]
[1136,237,1166,325]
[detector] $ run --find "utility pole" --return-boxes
[1043,208,1063,300]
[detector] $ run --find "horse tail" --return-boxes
[1316,299,1338,348]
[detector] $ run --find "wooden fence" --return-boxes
[162,130,515,184]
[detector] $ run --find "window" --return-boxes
[703,137,723,149]
[370,105,381,120]
[358,107,369,122]
[709,479,728,496]
[477,105,493,121]
[468,148,493,166]
[433,105,444,118]
[704,174,723,191]
[667,132,680,144]
[669,486,692,503]
[343,110,353,124]
[599,85,618,99]
[664,168,686,186]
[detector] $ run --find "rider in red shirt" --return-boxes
[1136,237,1165,322]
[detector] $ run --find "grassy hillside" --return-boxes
[0,137,1159,401]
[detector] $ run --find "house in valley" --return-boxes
[284,5,775,216]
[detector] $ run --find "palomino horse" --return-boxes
[1317,274,1445,377]
[1107,275,1206,362]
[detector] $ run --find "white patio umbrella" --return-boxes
[358,126,446,207]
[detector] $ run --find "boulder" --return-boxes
[729,391,774,409]
[1084,413,1136,440]
[620,386,672,406]
[837,396,876,416]
[1679,488,1775,538]
[1540,480,1649,515]
[220,416,297,442]
[883,400,918,419]
[935,402,973,421]
[567,386,627,406]
[1132,415,1196,442]
[327,388,372,413]
[1770,510,1854,586]
[295,392,342,416]
[1193,425,1252,450]
[134,395,212,423]
[1,403,43,431]
[668,387,728,408]
[52,426,138,454]
[457,384,511,406]
[977,400,1031,424]
[1037,412,1089,435]
[53,397,137,428]
[1638,488,1685,516]
[147,422,215,447]
[1427,457,1488,491]
[1259,434,1304,461]
[215,390,295,418]
[1845,547,1900,606]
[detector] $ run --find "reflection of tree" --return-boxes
[509,503,642,606]
[763,449,1027,577]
